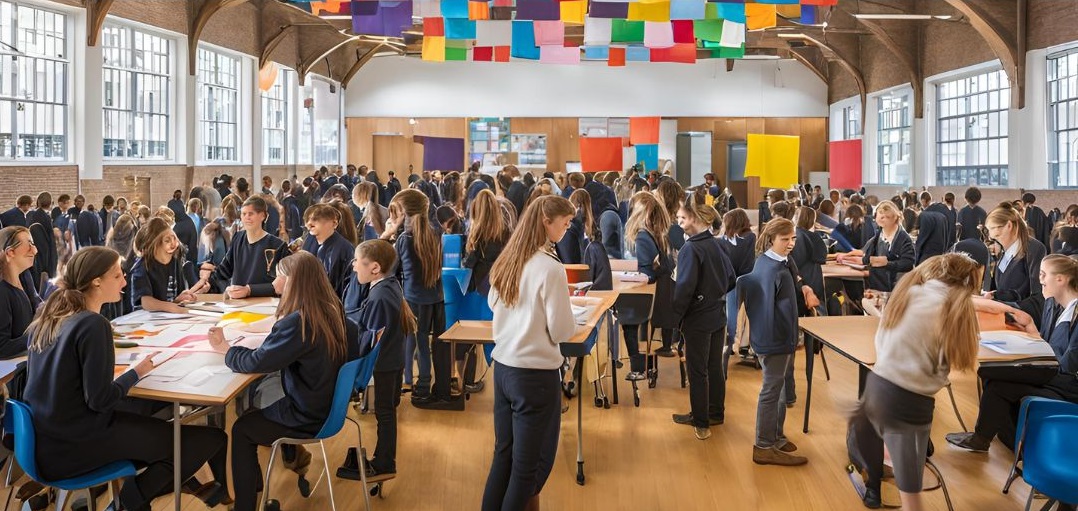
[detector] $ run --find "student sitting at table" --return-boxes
[847,254,982,510]
[946,254,1078,454]
[670,191,734,440]
[25,247,229,511]
[302,203,355,299]
[718,209,756,374]
[482,195,577,511]
[193,196,287,299]
[738,218,808,467]
[209,251,361,511]
[129,217,197,314]
[570,190,612,292]
[624,192,676,369]
[339,240,416,482]
[0,226,40,360]
[859,200,915,293]
[983,202,1047,327]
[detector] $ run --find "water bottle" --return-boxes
[166,275,177,303]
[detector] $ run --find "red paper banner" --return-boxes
[828,139,862,189]
[629,117,660,145]
[580,137,624,172]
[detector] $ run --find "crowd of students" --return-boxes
[1,162,1077,510]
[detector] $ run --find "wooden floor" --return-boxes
[157,349,1034,511]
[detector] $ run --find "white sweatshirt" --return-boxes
[872,279,953,397]
[489,250,577,370]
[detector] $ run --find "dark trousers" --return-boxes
[371,369,403,473]
[405,301,451,398]
[455,344,479,385]
[38,412,227,511]
[684,327,726,427]
[481,363,561,511]
[230,411,312,511]
[974,366,1078,451]
[621,324,646,373]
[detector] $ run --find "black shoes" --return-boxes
[654,347,677,358]
[862,487,882,509]
[672,413,723,426]
[945,432,991,453]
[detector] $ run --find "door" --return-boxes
[675,132,712,188]
[372,135,415,183]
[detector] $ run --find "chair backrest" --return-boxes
[1015,397,1078,450]
[315,341,383,440]
[614,284,655,326]
[1022,414,1078,504]
[5,399,43,483]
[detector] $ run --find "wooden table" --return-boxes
[439,290,620,486]
[822,261,868,280]
[798,315,1056,433]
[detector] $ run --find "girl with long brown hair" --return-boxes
[483,195,577,511]
[984,202,1047,325]
[624,191,678,363]
[569,189,612,291]
[555,188,589,264]
[381,189,452,407]
[352,181,388,241]
[0,226,40,359]
[848,253,982,510]
[209,251,359,511]
[301,203,356,299]
[129,217,197,313]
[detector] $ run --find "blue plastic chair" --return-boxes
[1003,397,1078,495]
[260,341,383,511]
[1020,411,1078,510]
[5,399,136,511]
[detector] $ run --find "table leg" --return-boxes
[802,333,815,434]
[173,402,181,511]
[575,355,585,486]
[609,313,619,405]
[225,397,239,498]
[857,365,868,398]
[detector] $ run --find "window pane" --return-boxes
[935,69,1009,187]
[197,47,238,162]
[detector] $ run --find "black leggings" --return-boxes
[230,411,314,511]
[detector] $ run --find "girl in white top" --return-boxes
[482,195,577,511]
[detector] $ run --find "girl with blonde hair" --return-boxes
[983,202,1047,325]
[859,200,915,292]
[625,191,678,361]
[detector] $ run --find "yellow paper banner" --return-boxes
[745,133,800,189]
[560,0,586,24]
[422,36,446,61]
[628,0,671,22]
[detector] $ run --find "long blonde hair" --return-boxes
[986,203,1031,259]
[353,182,385,237]
[625,191,670,257]
[881,253,981,371]
[489,195,575,307]
[275,252,349,362]
[392,189,441,289]
[28,247,120,351]
[466,189,509,253]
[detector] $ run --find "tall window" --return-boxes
[102,24,170,159]
[876,91,911,185]
[310,78,339,166]
[842,104,861,139]
[0,2,68,160]
[1048,48,1078,188]
[197,48,239,162]
[935,69,1009,187]
[262,68,291,165]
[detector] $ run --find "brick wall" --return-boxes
[0,166,79,209]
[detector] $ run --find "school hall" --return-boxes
[0,1,1076,510]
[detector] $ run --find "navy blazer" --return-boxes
[672,231,734,332]
[226,312,361,434]
[635,230,676,328]
[394,231,443,305]
[990,238,1047,326]
[1040,298,1078,376]
[348,276,407,372]
[915,210,949,266]
[583,239,612,291]
[717,232,757,278]
[0,271,39,359]
[0,207,26,228]
[76,210,101,249]
[924,203,956,245]
[737,256,798,355]
[957,205,987,241]
[26,209,57,279]
[861,228,915,292]
[556,217,585,265]
[791,228,827,301]
[312,231,355,299]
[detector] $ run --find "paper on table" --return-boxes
[116,351,176,366]
[112,310,193,325]
[134,324,214,348]
[149,352,226,380]
[615,271,649,282]
[979,331,1055,356]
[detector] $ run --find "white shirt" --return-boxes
[1057,298,1078,327]
[998,241,1020,273]
[873,280,953,397]
[489,251,577,370]
[764,249,787,263]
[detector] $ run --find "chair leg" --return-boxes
[945,383,968,432]
[260,443,282,511]
[55,489,70,511]
[819,349,831,381]
[318,441,337,511]
[347,416,373,511]
[108,480,122,511]
[1002,451,1022,494]
[925,458,954,511]
[1038,499,1057,511]
[84,487,97,511]
[1024,487,1035,511]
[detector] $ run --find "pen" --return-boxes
[229,335,247,345]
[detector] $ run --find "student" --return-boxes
[570,190,613,291]
[670,192,734,440]
[129,218,197,313]
[459,189,511,392]
[913,209,948,266]
[194,196,288,298]
[342,240,416,480]
[946,254,1078,455]
[656,179,687,253]
[555,190,587,265]
[1050,206,1078,254]
[791,207,827,315]
[738,218,808,466]
[983,203,1047,327]
[0,195,31,228]
[833,204,871,252]
[303,203,356,299]
[861,201,915,292]
[956,186,987,241]
[624,192,676,369]
[26,192,56,279]
[209,251,360,511]
[717,209,756,373]
[847,254,982,510]
[352,181,388,241]
[25,247,228,511]
[0,226,39,359]
[199,219,230,267]
[482,195,577,511]
[381,189,453,408]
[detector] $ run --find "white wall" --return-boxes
[344,56,828,118]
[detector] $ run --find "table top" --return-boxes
[0,359,22,386]
[440,290,619,345]
[822,262,868,280]
[799,315,1050,367]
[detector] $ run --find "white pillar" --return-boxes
[74,14,104,181]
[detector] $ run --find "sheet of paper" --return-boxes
[979,332,1056,356]
[149,352,226,380]
[116,351,177,366]
[112,310,195,325]
[136,371,235,397]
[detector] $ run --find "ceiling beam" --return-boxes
[851,17,924,118]
[792,33,867,126]
[941,0,1024,108]
[187,0,251,75]
[260,25,295,70]
[341,44,406,89]
[782,47,828,84]
[84,0,115,47]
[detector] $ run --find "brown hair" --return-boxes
[881,253,981,372]
[569,189,598,241]
[756,218,795,255]
[819,199,835,217]
[466,189,510,252]
[275,251,349,363]
[134,217,182,268]
[0,226,31,276]
[625,191,671,257]
[489,195,575,307]
[353,182,385,237]
[1042,254,1078,294]
[795,206,816,231]
[655,179,683,219]
[28,247,120,351]
[722,208,752,238]
[986,203,1031,259]
[679,188,718,227]
[356,240,417,335]
[392,189,441,288]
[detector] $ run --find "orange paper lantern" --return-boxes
[258,61,279,92]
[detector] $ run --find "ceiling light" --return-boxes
[851,14,953,20]
[319,15,352,20]
[742,55,782,60]
[777,33,808,39]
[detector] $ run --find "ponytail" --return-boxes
[28,247,119,351]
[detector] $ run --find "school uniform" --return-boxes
[737,253,799,450]
[26,208,57,279]
[833,221,874,253]
[925,202,956,245]
[24,311,227,510]
[264,205,281,237]
[0,207,26,228]
[914,210,949,265]
[957,205,987,241]
[1026,205,1052,247]
[0,270,38,360]
[311,231,355,299]
[988,238,1047,326]
[861,228,915,292]
[129,255,191,310]
[76,209,101,249]
[791,228,827,313]
[463,240,505,295]
[555,217,585,264]
[582,239,612,291]
[226,312,361,511]
[281,195,303,241]
[672,231,734,427]
[347,276,407,473]
[668,224,686,253]
[394,231,451,401]
[718,232,756,365]
[210,231,287,297]
[623,230,674,371]
[201,236,227,266]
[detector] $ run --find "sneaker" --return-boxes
[694,427,711,440]
[777,441,798,453]
[464,381,485,393]
[672,413,723,426]
[752,446,808,466]
[944,432,990,453]
[862,487,882,509]
[654,347,676,358]
[364,459,397,483]
[412,396,459,410]
[336,447,362,481]
[786,398,797,408]
[625,371,646,381]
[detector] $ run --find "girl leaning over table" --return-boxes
[129,217,198,314]
[209,251,361,511]
[192,196,287,299]
[846,253,983,511]
[482,195,577,511]
[24,247,229,511]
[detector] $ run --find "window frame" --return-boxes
[101,22,173,162]
[196,45,242,164]
[933,68,1010,188]
[261,67,292,166]
[875,90,912,186]
[1047,46,1078,189]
